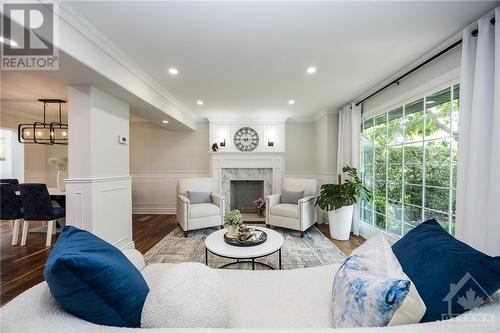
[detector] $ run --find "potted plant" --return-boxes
[315,165,371,240]
[253,197,266,218]
[223,209,243,238]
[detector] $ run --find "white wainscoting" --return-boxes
[131,170,337,222]
[131,171,209,214]
[66,176,133,249]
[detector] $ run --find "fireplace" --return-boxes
[230,180,264,214]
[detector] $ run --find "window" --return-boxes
[360,84,459,237]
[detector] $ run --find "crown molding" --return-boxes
[285,118,316,123]
[56,4,201,123]
[313,109,339,122]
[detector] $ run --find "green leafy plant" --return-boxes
[223,209,243,227]
[315,165,372,211]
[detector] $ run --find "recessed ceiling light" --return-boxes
[0,37,18,47]
[168,68,179,75]
[288,100,295,105]
[162,120,169,124]
[196,100,204,105]
[306,66,317,74]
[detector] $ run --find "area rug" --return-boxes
[144,225,346,270]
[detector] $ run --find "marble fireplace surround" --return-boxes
[210,152,285,213]
[222,169,272,213]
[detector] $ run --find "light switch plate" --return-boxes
[118,136,128,144]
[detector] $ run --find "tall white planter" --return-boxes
[328,205,354,240]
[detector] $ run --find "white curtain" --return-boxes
[456,9,500,256]
[337,103,362,235]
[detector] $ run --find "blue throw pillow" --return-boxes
[44,226,149,327]
[392,219,500,322]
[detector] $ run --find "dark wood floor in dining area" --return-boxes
[0,214,364,306]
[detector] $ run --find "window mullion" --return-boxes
[422,96,426,223]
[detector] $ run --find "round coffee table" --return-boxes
[205,226,284,270]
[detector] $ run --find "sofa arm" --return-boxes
[211,193,225,208]
[176,194,190,231]
[299,196,318,231]
[298,195,316,205]
[266,194,281,209]
[122,249,145,271]
[211,193,225,225]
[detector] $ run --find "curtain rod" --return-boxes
[355,17,495,107]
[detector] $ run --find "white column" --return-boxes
[66,85,133,249]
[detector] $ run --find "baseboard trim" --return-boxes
[133,207,175,214]
[118,241,135,251]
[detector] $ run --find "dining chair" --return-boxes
[0,179,20,191]
[0,183,23,245]
[18,183,66,247]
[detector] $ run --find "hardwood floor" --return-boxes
[0,214,363,306]
[316,223,365,256]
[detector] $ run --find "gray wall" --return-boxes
[130,120,210,172]
[285,122,317,173]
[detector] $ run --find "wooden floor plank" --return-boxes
[0,215,363,306]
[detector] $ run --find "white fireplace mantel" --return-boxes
[210,152,285,196]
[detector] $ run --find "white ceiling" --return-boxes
[1,71,68,121]
[65,1,498,120]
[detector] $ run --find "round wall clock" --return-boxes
[234,127,259,152]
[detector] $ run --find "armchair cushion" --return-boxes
[186,191,211,204]
[270,204,298,219]
[281,190,304,204]
[190,203,220,219]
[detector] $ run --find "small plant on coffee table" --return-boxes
[224,209,243,237]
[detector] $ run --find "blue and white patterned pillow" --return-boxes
[331,233,426,328]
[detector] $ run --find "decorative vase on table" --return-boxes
[226,225,239,238]
[49,157,68,192]
[56,170,68,192]
[253,198,266,218]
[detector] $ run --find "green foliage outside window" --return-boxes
[360,84,459,237]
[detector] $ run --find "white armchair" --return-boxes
[176,177,225,237]
[266,178,318,237]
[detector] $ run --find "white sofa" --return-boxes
[2,249,499,333]
[266,178,318,237]
[176,178,225,237]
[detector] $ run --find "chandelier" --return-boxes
[18,99,68,145]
